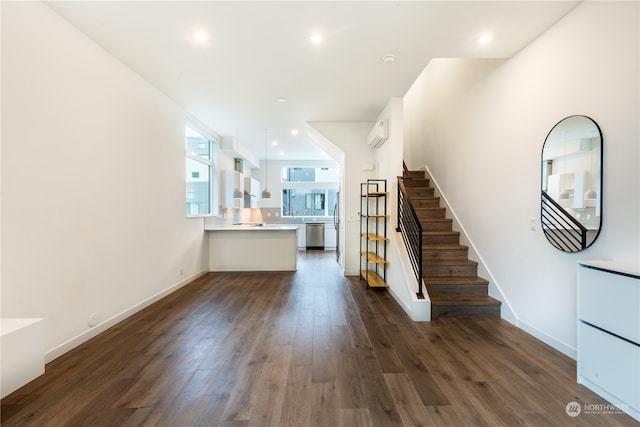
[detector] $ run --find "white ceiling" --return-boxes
[45,1,579,162]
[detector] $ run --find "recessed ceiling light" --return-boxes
[291,129,298,136]
[279,151,284,156]
[192,31,208,42]
[382,54,396,64]
[478,34,493,44]
[310,33,323,44]
[272,140,278,146]
[276,97,287,103]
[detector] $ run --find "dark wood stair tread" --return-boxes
[423,244,468,250]
[408,195,439,200]
[424,276,489,285]
[431,296,501,304]
[403,170,425,179]
[402,179,430,186]
[423,230,459,235]
[423,259,478,266]
[419,218,453,230]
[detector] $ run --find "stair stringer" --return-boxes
[422,164,517,324]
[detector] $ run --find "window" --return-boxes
[281,165,339,217]
[282,188,338,217]
[185,125,215,216]
[281,166,339,183]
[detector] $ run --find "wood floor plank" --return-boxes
[2,251,637,427]
[280,365,313,427]
[349,280,405,374]
[246,333,291,427]
[379,322,451,407]
[339,408,374,427]
[309,382,339,426]
[352,340,405,426]
[311,314,336,384]
[332,324,368,410]
[290,307,314,366]
[383,373,435,426]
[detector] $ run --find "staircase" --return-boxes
[403,169,501,319]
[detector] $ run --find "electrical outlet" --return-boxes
[88,313,98,327]
[529,218,536,231]
[180,268,184,276]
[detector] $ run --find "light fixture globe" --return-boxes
[584,188,597,200]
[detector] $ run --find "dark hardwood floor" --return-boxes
[2,251,637,426]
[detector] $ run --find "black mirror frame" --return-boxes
[540,115,603,252]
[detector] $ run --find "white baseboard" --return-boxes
[45,268,209,363]
[517,318,576,359]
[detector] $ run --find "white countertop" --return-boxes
[205,224,300,231]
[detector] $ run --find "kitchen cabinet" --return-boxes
[324,223,336,249]
[244,177,261,208]
[577,260,640,422]
[296,225,306,249]
[206,224,298,271]
[221,170,243,208]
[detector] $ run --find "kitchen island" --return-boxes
[205,224,299,271]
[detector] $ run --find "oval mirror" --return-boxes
[541,115,603,252]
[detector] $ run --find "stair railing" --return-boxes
[541,191,588,252]
[397,176,425,299]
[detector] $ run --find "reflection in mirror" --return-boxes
[541,115,602,252]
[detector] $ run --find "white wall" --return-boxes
[1,2,209,361]
[373,98,429,320]
[403,1,639,356]
[308,122,376,275]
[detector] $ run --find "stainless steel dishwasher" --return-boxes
[305,223,325,250]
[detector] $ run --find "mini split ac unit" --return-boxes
[367,119,389,149]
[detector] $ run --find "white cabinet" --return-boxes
[577,261,640,422]
[324,223,336,249]
[296,225,306,249]
[1,318,44,398]
[243,177,261,208]
[221,170,243,208]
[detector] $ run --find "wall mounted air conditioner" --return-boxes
[367,119,389,149]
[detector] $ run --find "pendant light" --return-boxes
[232,129,243,199]
[261,128,271,199]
